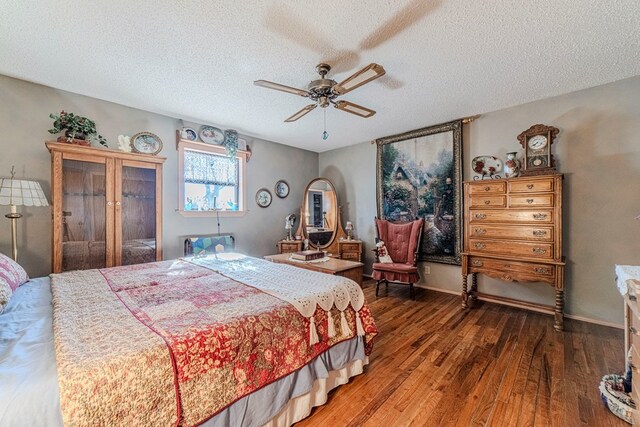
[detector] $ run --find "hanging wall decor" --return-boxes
[223,129,239,157]
[375,119,463,265]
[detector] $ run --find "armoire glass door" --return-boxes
[61,159,108,271]
[118,164,157,266]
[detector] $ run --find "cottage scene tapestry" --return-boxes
[376,120,463,265]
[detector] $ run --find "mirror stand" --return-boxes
[295,205,347,255]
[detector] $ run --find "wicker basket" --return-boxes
[599,374,636,424]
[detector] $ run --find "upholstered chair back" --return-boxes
[375,218,424,265]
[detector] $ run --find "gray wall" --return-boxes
[320,76,640,325]
[0,74,318,278]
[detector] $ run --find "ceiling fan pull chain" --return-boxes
[322,108,329,140]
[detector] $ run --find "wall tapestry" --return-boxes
[376,120,463,265]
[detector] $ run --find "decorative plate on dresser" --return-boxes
[461,174,566,331]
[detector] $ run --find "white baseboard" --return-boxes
[411,284,623,329]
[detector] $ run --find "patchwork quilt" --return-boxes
[51,256,377,426]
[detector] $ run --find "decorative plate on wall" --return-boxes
[255,188,272,208]
[199,126,225,145]
[275,180,289,198]
[472,155,503,178]
[181,127,198,141]
[130,132,163,155]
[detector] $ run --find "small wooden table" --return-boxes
[264,253,364,286]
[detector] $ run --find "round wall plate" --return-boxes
[255,188,272,208]
[130,132,163,155]
[199,126,225,145]
[275,180,289,198]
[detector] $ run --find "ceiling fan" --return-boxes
[254,62,386,122]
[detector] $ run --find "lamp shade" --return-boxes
[0,178,49,207]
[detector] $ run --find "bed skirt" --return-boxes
[263,357,368,427]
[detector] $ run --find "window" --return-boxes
[178,141,246,216]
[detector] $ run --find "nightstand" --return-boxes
[339,239,362,262]
[277,240,303,254]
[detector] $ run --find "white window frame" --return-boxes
[178,139,248,217]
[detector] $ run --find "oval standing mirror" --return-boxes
[302,178,338,249]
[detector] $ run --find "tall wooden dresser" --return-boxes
[461,174,565,331]
[623,276,640,425]
[47,142,165,273]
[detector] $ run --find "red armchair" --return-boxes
[373,217,424,298]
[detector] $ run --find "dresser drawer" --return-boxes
[341,252,361,261]
[508,178,555,193]
[469,225,553,241]
[468,239,553,259]
[469,209,554,224]
[340,242,361,252]
[468,256,556,283]
[469,196,506,208]
[468,181,506,194]
[279,242,302,253]
[508,194,554,208]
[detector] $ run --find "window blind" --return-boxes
[183,150,238,186]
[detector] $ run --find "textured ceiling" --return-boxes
[1,0,639,152]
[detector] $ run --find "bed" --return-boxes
[0,253,377,426]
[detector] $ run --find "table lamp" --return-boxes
[345,221,354,240]
[0,167,49,261]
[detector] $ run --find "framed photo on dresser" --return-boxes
[375,119,463,265]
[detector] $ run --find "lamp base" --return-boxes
[5,211,22,261]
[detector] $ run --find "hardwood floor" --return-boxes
[298,280,626,427]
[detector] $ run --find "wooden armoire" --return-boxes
[47,142,165,273]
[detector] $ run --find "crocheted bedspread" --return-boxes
[51,256,377,427]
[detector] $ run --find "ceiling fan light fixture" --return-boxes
[333,63,386,95]
[334,100,376,118]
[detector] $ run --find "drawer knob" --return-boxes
[534,267,551,274]
[526,199,534,204]
[527,184,534,189]
[484,186,490,191]
[474,243,486,249]
[484,200,491,205]
[533,213,547,220]
[474,213,487,219]
[471,260,483,267]
[501,274,513,281]
[474,228,486,235]
[533,230,547,237]
[532,248,547,254]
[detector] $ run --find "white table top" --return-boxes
[616,265,640,295]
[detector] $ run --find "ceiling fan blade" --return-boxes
[254,80,310,97]
[359,0,441,51]
[285,104,317,122]
[333,63,386,95]
[334,101,376,118]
